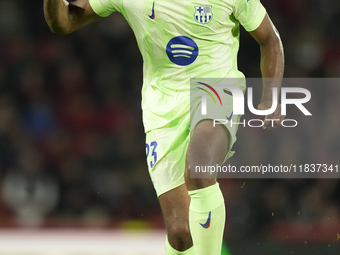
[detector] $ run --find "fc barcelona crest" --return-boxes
[194,5,213,24]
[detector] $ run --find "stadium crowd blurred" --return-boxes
[0,0,339,240]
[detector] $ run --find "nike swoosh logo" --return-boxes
[226,111,233,121]
[149,1,155,19]
[199,211,211,229]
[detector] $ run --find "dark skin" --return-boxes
[44,1,284,251]
[43,0,100,34]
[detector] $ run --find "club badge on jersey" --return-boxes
[194,5,213,24]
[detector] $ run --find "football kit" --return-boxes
[89,0,266,196]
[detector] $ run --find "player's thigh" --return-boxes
[185,120,229,190]
[186,84,241,182]
[190,119,229,166]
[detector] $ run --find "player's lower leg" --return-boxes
[185,120,229,255]
[159,184,194,255]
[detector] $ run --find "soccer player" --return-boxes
[43,0,284,254]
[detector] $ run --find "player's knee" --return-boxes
[186,176,216,190]
[167,223,192,251]
[167,223,191,242]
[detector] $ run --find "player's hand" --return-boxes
[258,101,285,131]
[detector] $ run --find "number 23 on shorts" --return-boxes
[146,141,158,168]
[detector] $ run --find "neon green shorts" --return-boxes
[145,87,241,197]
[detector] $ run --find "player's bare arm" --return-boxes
[44,0,101,35]
[250,14,285,130]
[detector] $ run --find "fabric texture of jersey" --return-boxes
[89,0,266,132]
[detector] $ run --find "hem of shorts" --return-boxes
[156,178,186,197]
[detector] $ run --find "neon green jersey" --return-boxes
[89,0,266,132]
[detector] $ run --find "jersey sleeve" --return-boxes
[232,0,266,32]
[89,0,121,17]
